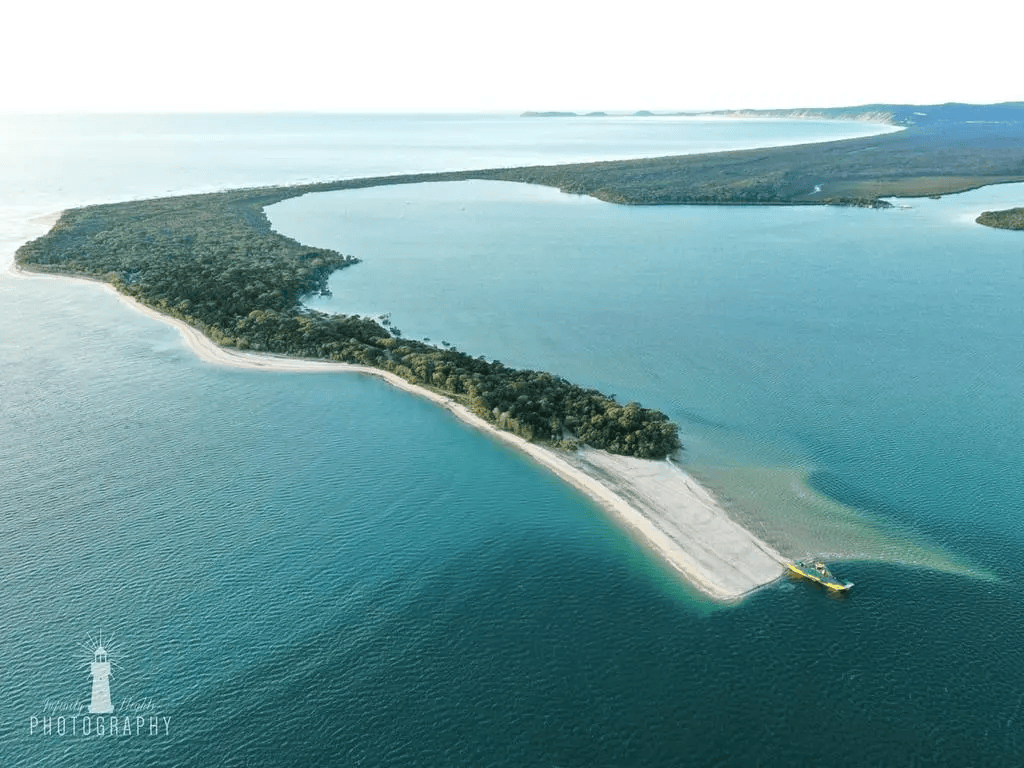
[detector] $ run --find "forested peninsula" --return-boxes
[500,102,1024,205]
[976,207,1024,230]
[16,187,681,459]
[17,102,1024,459]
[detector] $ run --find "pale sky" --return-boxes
[3,0,1019,112]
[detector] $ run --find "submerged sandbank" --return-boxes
[10,258,787,602]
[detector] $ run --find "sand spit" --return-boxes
[11,260,787,602]
[562,450,787,599]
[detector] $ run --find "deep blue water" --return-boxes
[2,114,1022,766]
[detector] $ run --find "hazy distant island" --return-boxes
[17,101,1024,458]
[520,111,579,118]
[976,207,1024,230]
[520,102,1018,127]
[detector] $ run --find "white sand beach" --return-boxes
[9,245,787,602]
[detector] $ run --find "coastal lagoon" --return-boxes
[2,114,1022,765]
[276,179,1023,576]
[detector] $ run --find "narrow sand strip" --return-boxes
[10,258,787,602]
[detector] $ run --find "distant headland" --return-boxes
[520,102,1024,128]
[976,207,1024,230]
[511,102,1024,205]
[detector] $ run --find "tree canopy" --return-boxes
[17,186,681,459]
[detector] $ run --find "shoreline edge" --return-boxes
[8,238,787,604]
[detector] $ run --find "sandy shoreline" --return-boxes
[9,254,787,602]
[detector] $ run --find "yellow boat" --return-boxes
[787,560,854,593]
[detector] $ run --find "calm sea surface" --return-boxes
[1,114,1022,766]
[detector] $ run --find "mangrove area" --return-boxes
[17,102,1024,458]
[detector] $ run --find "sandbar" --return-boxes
[9,253,787,602]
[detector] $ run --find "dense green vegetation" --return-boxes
[16,188,680,459]
[18,102,1024,458]
[977,207,1024,230]
[491,104,1024,206]
[505,103,1024,206]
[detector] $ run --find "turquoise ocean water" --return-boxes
[1,114,1022,766]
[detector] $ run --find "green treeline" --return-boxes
[20,102,1024,457]
[494,104,1024,205]
[17,188,680,459]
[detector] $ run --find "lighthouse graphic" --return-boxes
[81,634,120,714]
[89,646,113,713]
